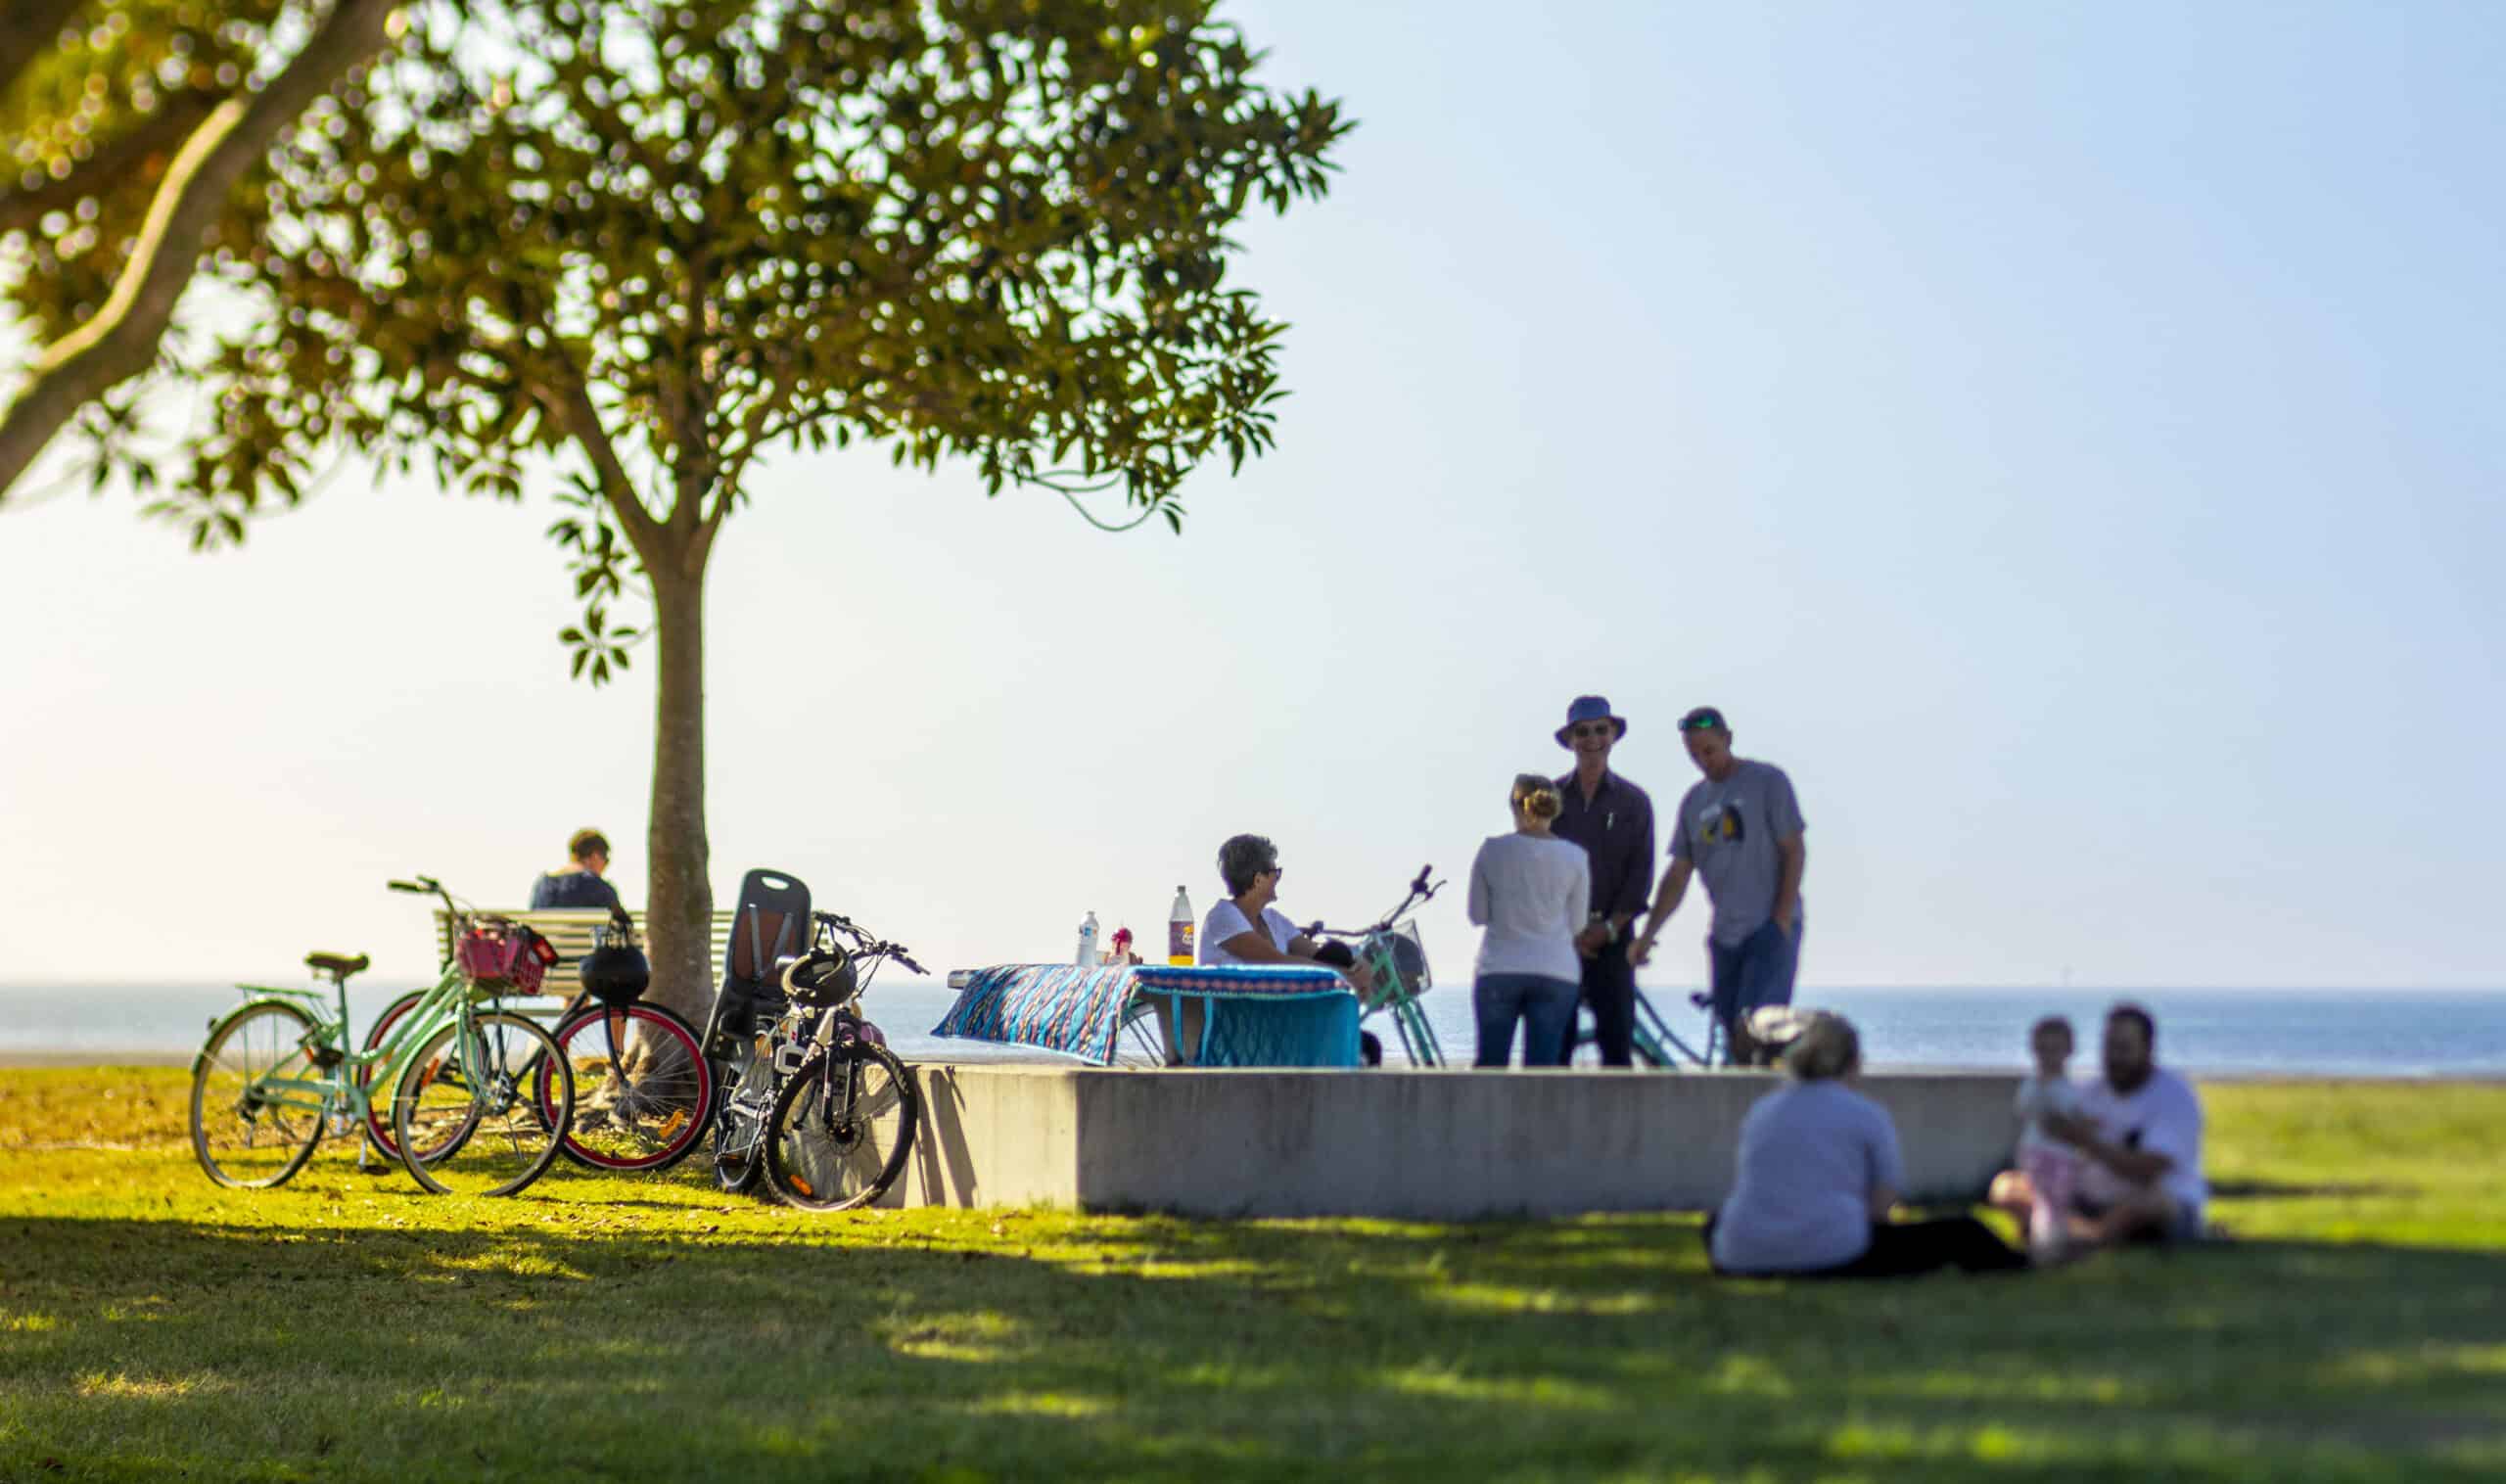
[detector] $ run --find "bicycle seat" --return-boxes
[305,951,370,980]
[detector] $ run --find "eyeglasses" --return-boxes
[1570,723,1615,740]
[1264,865,1284,879]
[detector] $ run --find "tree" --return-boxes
[0,0,405,496]
[12,0,1346,1014]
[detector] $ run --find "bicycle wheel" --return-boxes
[712,1050,772,1195]
[547,1001,715,1173]
[764,1042,918,1213]
[355,988,427,1157]
[393,1010,574,1196]
[191,1000,326,1188]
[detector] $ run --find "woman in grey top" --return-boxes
[1708,1015,2025,1277]
[1464,774,1590,1066]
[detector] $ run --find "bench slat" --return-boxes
[433,910,739,996]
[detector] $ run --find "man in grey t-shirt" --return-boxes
[1631,707,1807,1064]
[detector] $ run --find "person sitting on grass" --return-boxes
[1706,1013,2027,1279]
[1991,1002,2207,1253]
[530,828,623,911]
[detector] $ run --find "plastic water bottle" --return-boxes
[1168,886,1194,965]
[1076,911,1099,967]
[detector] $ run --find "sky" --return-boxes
[3,1,2501,996]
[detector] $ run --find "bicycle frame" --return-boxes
[1306,865,1447,1068]
[710,907,919,1183]
[215,878,542,1168]
[222,958,509,1165]
[1626,987,1719,1070]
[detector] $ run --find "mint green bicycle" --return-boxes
[188,876,577,1196]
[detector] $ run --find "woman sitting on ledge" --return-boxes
[1134,834,1372,1067]
[1706,1013,2025,1279]
[1201,835,1369,994]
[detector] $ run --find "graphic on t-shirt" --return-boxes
[1694,800,1746,851]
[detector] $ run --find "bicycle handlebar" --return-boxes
[1303,864,1444,940]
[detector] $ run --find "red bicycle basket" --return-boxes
[456,924,558,994]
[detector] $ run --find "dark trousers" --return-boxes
[1704,1213,2026,1279]
[1556,942,1636,1066]
[1473,973,1579,1067]
[1707,916,1803,1066]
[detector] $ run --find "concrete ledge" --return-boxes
[898,1063,2019,1219]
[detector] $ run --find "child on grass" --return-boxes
[2015,1015,2085,1256]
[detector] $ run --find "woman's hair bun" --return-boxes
[1510,772,1562,821]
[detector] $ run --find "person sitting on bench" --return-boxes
[530,828,623,911]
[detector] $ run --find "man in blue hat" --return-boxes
[1549,696,1655,1065]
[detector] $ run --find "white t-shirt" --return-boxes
[1465,832,1588,983]
[1199,900,1299,965]
[2074,1067,2206,1212]
[2014,1073,2085,1157]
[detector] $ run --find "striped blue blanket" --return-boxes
[932,962,1358,1066]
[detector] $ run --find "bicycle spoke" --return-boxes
[553,1003,711,1172]
[394,1011,572,1196]
[191,1002,327,1188]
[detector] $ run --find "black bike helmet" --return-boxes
[579,943,650,1006]
[781,949,858,1008]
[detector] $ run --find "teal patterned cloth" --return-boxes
[933,963,1359,1066]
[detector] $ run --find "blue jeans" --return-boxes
[1474,973,1579,1067]
[1708,916,1803,1062]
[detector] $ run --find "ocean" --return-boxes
[6,980,2502,1078]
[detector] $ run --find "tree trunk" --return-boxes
[643,557,715,1024]
[0,0,398,499]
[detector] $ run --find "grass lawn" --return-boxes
[1,1068,2501,1482]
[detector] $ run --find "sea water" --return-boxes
[7,981,2502,1077]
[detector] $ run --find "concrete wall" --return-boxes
[896,1063,2020,1219]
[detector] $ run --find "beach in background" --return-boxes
[7,981,2501,1078]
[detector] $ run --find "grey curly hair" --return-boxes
[1217,834,1279,897]
[1784,1013,1862,1081]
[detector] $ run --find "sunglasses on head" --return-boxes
[1679,710,1727,733]
[1570,722,1615,739]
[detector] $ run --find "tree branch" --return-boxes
[0,0,399,501]
[0,91,223,237]
[548,356,667,560]
[0,0,89,102]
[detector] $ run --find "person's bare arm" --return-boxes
[1215,930,1297,964]
[1628,858,1694,968]
[1772,833,1805,931]
[2044,1114,2174,1184]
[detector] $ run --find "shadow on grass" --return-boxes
[2207,1178,2413,1199]
[3,1209,2503,1483]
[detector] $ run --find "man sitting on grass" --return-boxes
[1992,1002,2208,1254]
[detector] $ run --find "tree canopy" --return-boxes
[5,0,1347,1005]
[1,0,403,495]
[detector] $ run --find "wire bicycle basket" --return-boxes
[455,921,559,996]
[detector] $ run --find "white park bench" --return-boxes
[434,909,741,997]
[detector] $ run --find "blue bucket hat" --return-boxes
[1555,695,1628,749]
